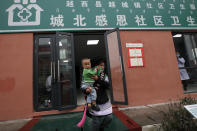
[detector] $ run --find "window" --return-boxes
[173,33,197,93]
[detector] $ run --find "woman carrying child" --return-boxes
[81,59,113,131]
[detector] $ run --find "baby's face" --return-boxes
[82,59,91,69]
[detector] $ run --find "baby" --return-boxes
[81,58,100,111]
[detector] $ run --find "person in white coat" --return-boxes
[45,75,52,92]
[176,51,190,91]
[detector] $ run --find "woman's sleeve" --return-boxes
[178,57,185,64]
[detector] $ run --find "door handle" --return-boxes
[53,62,56,80]
[51,62,53,83]
[50,62,52,76]
[58,60,60,81]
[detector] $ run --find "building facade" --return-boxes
[0,0,197,121]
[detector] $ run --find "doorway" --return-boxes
[33,29,128,112]
[74,33,107,105]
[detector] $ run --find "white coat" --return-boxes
[177,57,190,80]
[45,75,52,91]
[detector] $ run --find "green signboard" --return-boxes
[0,0,197,33]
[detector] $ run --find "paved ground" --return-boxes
[30,112,129,131]
[0,109,138,131]
[0,119,31,131]
[121,103,169,127]
[0,103,170,131]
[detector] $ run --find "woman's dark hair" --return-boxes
[97,58,106,65]
[96,58,107,74]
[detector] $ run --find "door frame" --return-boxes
[33,29,128,112]
[104,28,128,105]
[33,33,77,112]
[55,32,77,110]
[33,34,56,111]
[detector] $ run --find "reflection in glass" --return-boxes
[58,36,74,106]
[38,38,53,109]
[184,35,197,66]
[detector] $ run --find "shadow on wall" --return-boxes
[0,77,15,93]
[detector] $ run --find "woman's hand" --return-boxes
[91,75,98,81]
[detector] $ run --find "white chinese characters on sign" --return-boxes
[6,0,43,26]
[187,16,197,26]
[5,0,197,29]
[158,3,164,9]
[135,15,147,26]
[146,3,153,9]
[171,16,181,26]
[96,1,102,8]
[117,15,128,26]
[190,4,196,10]
[153,16,164,26]
[81,1,88,8]
[66,1,74,7]
[50,14,64,27]
[109,1,116,8]
[180,4,185,10]
[73,15,87,26]
[134,2,141,8]
[122,2,129,8]
[95,14,108,26]
[169,4,175,9]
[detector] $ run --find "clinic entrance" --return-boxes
[33,29,128,112]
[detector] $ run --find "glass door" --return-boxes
[104,28,128,105]
[34,35,55,111]
[55,32,77,110]
[34,32,77,111]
